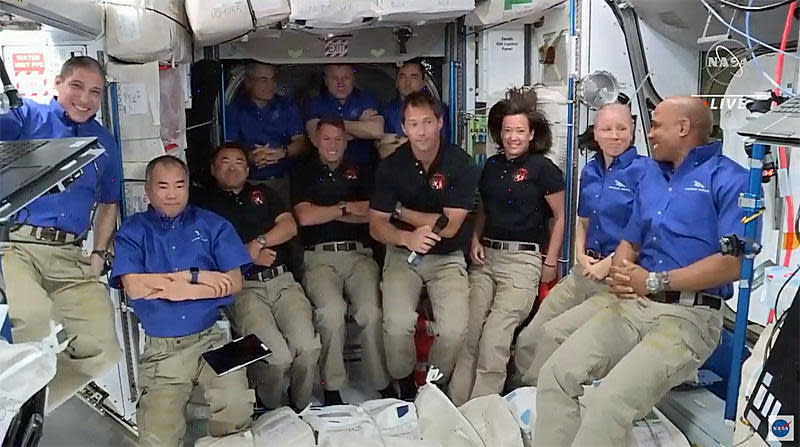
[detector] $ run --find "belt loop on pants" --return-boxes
[649,291,722,310]
[481,237,540,253]
[311,241,363,252]
[244,264,288,282]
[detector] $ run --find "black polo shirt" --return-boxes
[480,152,565,245]
[191,182,290,270]
[291,155,374,247]
[371,143,478,255]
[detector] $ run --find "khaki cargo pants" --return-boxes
[0,227,120,413]
[449,247,541,406]
[514,264,613,386]
[381,245,469,383]
[534,296,722,446]
[137,324,254,447]
[302,248,390,391]
[229,271,321,409]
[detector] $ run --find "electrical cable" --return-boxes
[699,0,800,62]
[718,0,796,11]
[743,0,798,99]
[763,263,799,367]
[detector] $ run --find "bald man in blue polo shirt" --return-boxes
[305,64,384,168]
[112,156,254,447]
[0,56,121,412]
[534,96,749,446]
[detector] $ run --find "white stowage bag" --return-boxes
[414,369,485,447]
[106,0,191,64]
[459,395,524,447]
[377,0,475,24]
[185,0,291,46]
[503,387,537,446]
[288,0,382,29]
[301,404,385,447]
[194,431,254,447]
[383,438,444,447]
[630,408,690,447]
[251,407,315,447]
[360,398,421,440]
[0,322,60,441]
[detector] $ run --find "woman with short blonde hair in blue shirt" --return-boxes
[513,102,658,387]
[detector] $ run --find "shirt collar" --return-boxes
[237,94,279,113]
[146,204,192,227]
[502,150,531,166]
[594,145,639,170]
[659,141,722,175]
[322,88,360,107]
[49,97,97,126]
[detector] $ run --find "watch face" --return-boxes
[645,276,659,292]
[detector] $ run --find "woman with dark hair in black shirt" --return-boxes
[450,87,565,405]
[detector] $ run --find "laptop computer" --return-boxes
[738,96,800,146]
[0,137,105,222]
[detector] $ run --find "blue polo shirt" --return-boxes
[110,205,252,338]
[0,98,122,235]
[577,146,655,257]
[622,141,749,297]
[305,89,380,166]
[382,95,450,143]
[225,94,305,180]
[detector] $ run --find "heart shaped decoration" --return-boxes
[370,48,386,57]
[288,49,303,58]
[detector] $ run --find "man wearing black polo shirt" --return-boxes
[292,118,392,405]
[369,91,479,398]
[192,143,320,411]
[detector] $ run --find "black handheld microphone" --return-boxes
[407,214,449,267]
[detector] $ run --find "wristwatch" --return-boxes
[339,201,349,216]
[190,267,199,285]
[391,201,403,220]
[645,271,670,294]
[256,235,268,247]
[91,249,113,262]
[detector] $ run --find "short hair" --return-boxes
[145,155,189,183]
[401,90,443,124]
[211,142,249,164]
[488,87,552,154]
[316,117,347,133]
[59,56,105,80]
[399,58,426,75]
[324,64,355,76]
[244,62,276,79]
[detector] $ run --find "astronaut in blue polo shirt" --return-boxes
[534,96,749,447]
[0,56,122,413]
[377,59,449,159]
[225,62,307,202]
[111,156,254,447]
[305,64,384,168]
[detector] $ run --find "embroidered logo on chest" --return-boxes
[192,230,209,243]
[685,180,710,193]
[609,179,630,192]
[513,167,528,182]
[250,189,265,205]
[344,167,358,181]
[429,172,447,190]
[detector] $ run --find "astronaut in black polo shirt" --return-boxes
[449,88,566,406]
[192,143,320,411]
[291,117,393,405]
[369,91,479,399]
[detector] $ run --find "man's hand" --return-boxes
[250,146,270,168]
[360,109,378,121]
[246,240,264,262]
[195,271,234,296]
[263,147,287,164]
[89,252,106,277]
[346,202,370,217]
[470,237,486,266]
[584,256,613,281]
[254,248,277,267]
[609,259,649,299]
[403,225,441,254]
[577,253,597,272]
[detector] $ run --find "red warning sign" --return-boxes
[12,53,45,74]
